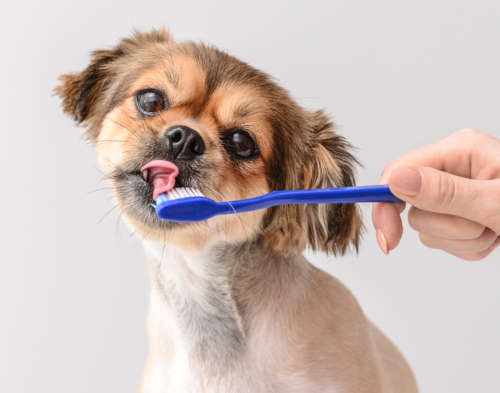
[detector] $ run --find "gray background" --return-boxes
[2,1,499,392]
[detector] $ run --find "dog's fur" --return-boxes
[56,29,417,393]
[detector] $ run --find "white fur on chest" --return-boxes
[143,283,198,393]
[142,240,209,392]
[141,240,248,393]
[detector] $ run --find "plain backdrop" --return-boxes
[2,1,499,392]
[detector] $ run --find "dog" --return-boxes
[56,29,417,393]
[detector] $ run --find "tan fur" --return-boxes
[56,29,417,393]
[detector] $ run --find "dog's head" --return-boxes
[55,29,362,255]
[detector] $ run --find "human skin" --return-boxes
[372,128,500,261]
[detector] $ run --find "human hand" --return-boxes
[372,129,500,261]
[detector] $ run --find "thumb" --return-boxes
[387,166,498,231]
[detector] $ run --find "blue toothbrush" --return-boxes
[154,185,402,222]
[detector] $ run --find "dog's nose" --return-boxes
[164,125,205,160]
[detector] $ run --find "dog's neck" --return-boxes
[144,239,246,368]
[142,238,312,385]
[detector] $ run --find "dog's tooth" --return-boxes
[142,169,148,181]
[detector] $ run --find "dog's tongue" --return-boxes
[141,160,179,201]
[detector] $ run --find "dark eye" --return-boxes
[222,129,259,159]
[135,89,167,116]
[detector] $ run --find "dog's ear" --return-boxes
[262,110,363,256]
[301,110,363,254]
[54,48,122,127]
[54,28,173,137]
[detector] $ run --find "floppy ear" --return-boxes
[301,110,363,254]
[262,110,363,256]
[54,48,122,129]
[54,28,173,138]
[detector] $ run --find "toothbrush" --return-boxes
[153,185,402,222]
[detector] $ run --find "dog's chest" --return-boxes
[141,241,349,393]
[145,278,280,393]
[143,241,249,391]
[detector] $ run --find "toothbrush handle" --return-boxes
[227,185,402,214]
[274,184,402,203]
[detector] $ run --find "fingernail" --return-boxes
[376,229,389,255]
[389,167,421,197]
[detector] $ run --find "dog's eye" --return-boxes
[135,89,167,116]
[222,129,259,159]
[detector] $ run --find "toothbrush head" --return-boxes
[155,188,221,222]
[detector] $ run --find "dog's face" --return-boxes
[56,29,361,255]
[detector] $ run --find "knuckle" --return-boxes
[435,172,458,209]
[477,184,500,233]
[461,253,484,262]
[453,128,499,148]
[418,232,435,248]
[453,129,500,158]
[455,128,482,139]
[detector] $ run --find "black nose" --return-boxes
[164,125,205,160]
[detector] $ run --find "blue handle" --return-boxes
[218,184,402,215]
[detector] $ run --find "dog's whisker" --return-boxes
[94,139,126,144]
[204,185,252,241]
[96,204,119,225]
[106,112,142,141]
[87,186,114,195]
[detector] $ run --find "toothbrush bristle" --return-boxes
[165,187,204,200]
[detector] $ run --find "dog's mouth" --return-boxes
[140,160,179,201]
[112,157,204,230]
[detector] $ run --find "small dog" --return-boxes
[56,29,417,393]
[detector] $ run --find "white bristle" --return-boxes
[166,187,204,200]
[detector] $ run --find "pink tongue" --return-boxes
[151,173,176,200]
[140,160,179,201]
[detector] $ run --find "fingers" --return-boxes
[408,207,485,240]
[372,202,405,254]
[419,231,500,262]
[409,206,499,261]
[387,166,500,233]
[418,228,498,254]
[373,129,500,257]
[448,247,497,262]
